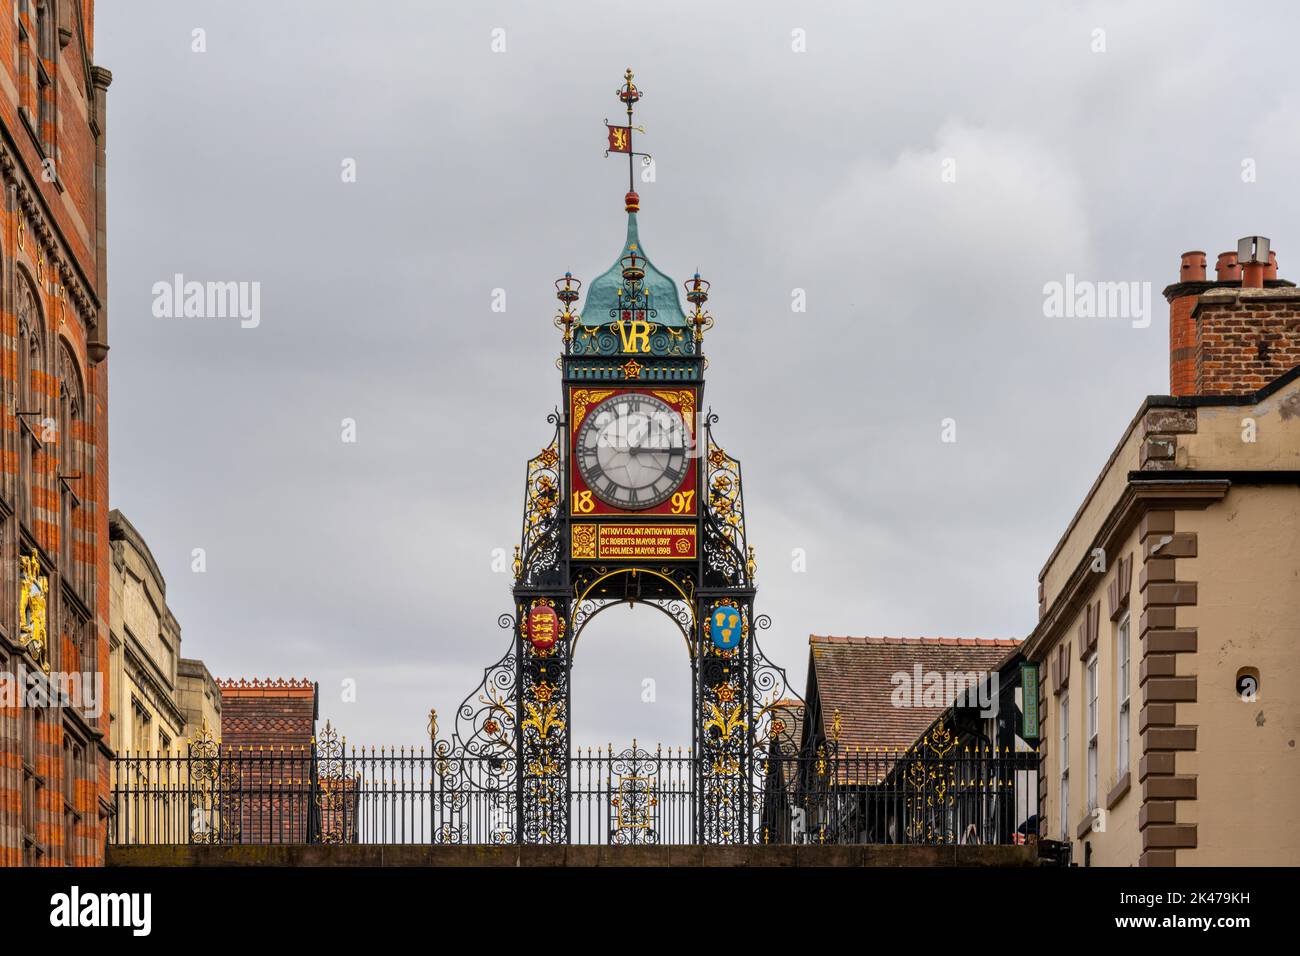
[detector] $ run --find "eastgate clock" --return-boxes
[575,392,689,509]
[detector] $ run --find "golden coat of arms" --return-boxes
[18,550,50,672]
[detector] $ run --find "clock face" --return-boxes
[576,393,690,510]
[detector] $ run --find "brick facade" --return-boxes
[217,678,319,844]
[1193,289,1300,396]
[0,0,111,867]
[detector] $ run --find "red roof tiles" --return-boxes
[807,634,1021,755]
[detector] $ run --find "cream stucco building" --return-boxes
[1024,243,1300,866]
[108,510,220,756]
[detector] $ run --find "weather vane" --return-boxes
[605,68,653,212]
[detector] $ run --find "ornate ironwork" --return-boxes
[189,719,240,845]
[702,415,750,588]
[608,744,661,844]
[109,737,1040,847]
[518,596,571,844]
[902,719,960,844]
[315,721,351,845]
[517,415,564,588]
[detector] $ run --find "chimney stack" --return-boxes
[1168,252,1207,396]
[1165,236,1300,397]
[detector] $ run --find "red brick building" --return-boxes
[218,678,321,843]
[0,1,111,866]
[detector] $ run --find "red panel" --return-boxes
[568,386,699,517]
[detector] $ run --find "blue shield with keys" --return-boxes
[710,605,742,650]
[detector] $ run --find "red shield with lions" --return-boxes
[526,605,559,652]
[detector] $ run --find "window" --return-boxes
[17,20,31,123]
[1058,691,1069,840]
[1116,613,1130,775]
[1086,655,1098,812]
[16,276,45,531]
[131,698,152,753]
[58,345,86,597]
[22,707,42,865]
[62,737,81,865]
[34,0,56,153]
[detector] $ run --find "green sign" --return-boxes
[1020,663,1041,740]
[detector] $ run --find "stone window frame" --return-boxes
[1115,611,1131,776]
[1058,689,1070,842]
[1085,652,1099,813]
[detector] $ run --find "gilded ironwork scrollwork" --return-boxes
[429,614,520,844]
[314,721,354,844]
[519,598,571,844]
[609,744,661,845]
[189,719,240,845]
[517,414,564,588]
[698,597,749,844]
[702,415,749,588]
[902,719,959,844]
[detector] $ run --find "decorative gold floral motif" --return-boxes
[570,388,617,435]
[571,523,598,560]
[651,389,695,435]
[703,702,746,742]
[523,682,565,742]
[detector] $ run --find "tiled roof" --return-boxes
[807,635,1021,757]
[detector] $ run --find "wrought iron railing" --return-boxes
[110,736,1039,847]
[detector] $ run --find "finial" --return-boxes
[604,68,650,208]
[685,272,713,342]
[553,272,581,346]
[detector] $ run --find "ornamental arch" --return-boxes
[428,72,799,846]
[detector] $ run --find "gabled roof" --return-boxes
[806,635,1021,756]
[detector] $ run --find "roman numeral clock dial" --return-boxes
[575,394,689,509]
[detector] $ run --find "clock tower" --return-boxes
[438,71,796,846]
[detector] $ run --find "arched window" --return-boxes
[16,274,45,528]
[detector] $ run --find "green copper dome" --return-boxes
[580,213,687,327]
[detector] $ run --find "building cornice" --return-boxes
[1036,366,1300,586]
[1024,479,1228,660]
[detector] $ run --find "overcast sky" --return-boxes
[97,1,1300,747]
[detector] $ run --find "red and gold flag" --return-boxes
[606,124,631,153]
